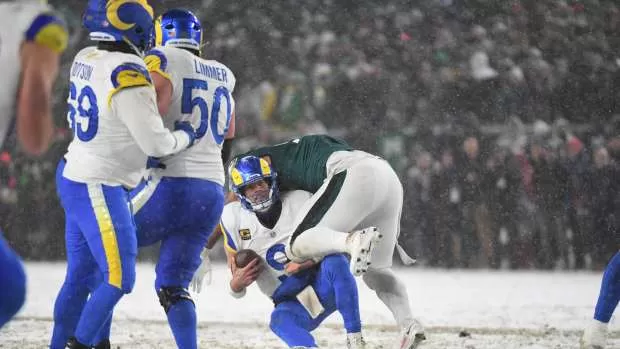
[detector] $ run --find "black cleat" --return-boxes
[66,337,90,349]
[94,339,111,349]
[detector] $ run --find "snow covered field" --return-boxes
[1,262,619,348]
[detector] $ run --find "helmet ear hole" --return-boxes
[164,24,174,30]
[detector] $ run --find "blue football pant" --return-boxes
[0,233,26,329]
[51,160,136,347]
[270,254,361,348]
[594,251,620,323]
[129,175,224,349]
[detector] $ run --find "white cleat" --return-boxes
[396,319,426,349]
[581,319,608,349]
[347,227,382,276]
[346,332,367,349]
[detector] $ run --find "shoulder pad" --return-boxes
[107,62,152,106]
[25,13,68,54]
[144,48,172,81]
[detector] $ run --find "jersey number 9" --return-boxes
[181,78,232,144]
[67,82,99,142]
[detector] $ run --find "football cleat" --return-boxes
[581,319,608,349]
[397,319,426,349]
[346,332,367,349]
[347,227,382,276]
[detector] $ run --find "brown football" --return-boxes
[235,249,260,268]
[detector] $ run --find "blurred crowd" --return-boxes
[1,0,619,268]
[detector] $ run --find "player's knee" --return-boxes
[104,268,135,294]
[362,268,399,292]
[0,260,26,320]
[157,286,194,313]
[321,254,349,274]
[269,309,288,335]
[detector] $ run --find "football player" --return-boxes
[127,8,235,349]
[0,0,68,329]
[220,156,366,349]
[226,135,426,349]
[581,251,620,349]
[50,1,197,348]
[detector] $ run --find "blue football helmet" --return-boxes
[229,156,279,212]
[82,0,154,54]
[155,9,202,53]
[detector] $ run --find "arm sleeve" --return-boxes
[221,138,233,164]
[144,49,172,82]
[112,86,190,157]
[220,205,241,253]
[25,12,68,54]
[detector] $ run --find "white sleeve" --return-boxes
[221,204,241,253]
[112,86,190,157]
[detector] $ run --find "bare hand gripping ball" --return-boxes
[235,249,260,268]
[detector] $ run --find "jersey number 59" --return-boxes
[181,78,232,144]
[67,82,99,142]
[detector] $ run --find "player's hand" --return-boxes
[284,260,317,276]
[146,156,166,170]
[230,258,261,292]
[190,248,212,293]
[174,121,197,148]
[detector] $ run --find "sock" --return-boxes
[290,227,348,260]
[594,251,620,323]
[74,283,123,345]
[363,268,414,328]
[0,236,26,328]
[322,255,361,333]
[50,282,90,349]
[167,299,197,349]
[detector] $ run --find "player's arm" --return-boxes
[220,214,261,296]
[144,49,173,116]
[221,97,236,163]
[206,223,223,250]
[17,13,68,155]
[109,64,195,157]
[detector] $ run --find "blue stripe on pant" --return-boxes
[270,254,361,348]
[129,175,224,349]
[51,159,137,348]
[0,232,26,329]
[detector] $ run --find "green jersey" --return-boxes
[237,135,353,193]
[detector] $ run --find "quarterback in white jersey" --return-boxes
[0,0,67,330]
[222,190,312,297]
[217,156,366,349]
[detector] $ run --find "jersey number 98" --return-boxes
[67,82,99,142]
[181,78,232,144]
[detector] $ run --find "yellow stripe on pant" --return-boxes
[88,184,122,289]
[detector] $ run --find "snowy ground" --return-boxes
[1,262,619,348]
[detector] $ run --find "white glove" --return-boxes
[190,248,212,293]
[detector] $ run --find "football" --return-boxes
[235,249,260,268]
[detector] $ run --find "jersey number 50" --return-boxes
[182,78,232,144]
[67,82,99,142]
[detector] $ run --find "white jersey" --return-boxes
[62,47,191,188]
[0,2,65,146]
[145,46,236,185]
[221,190,312,298]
